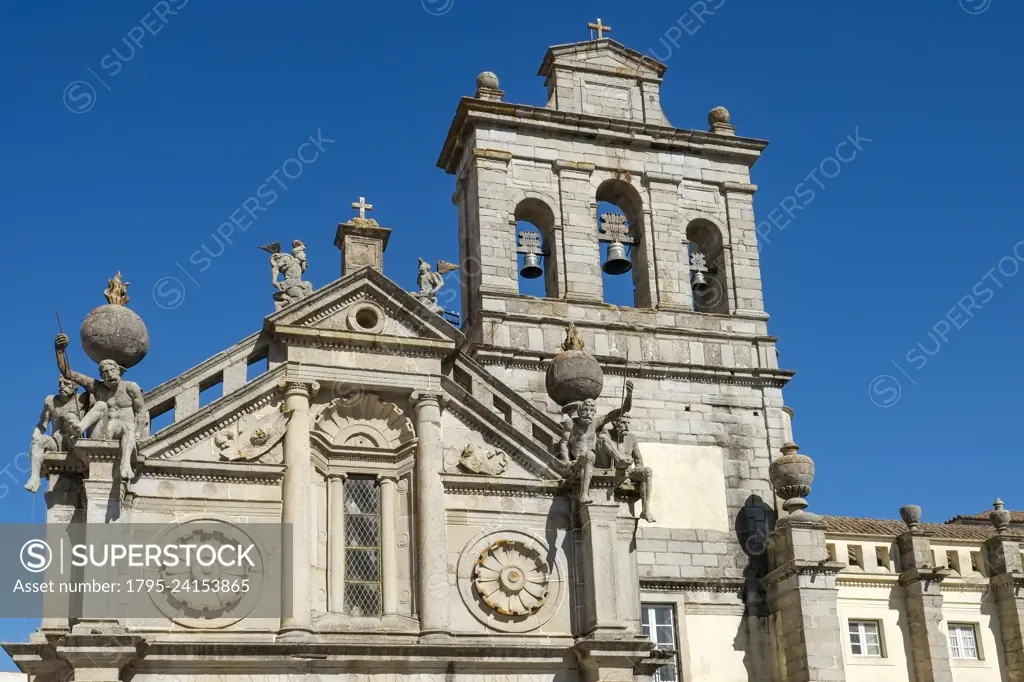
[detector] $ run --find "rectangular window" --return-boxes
[344,476,382,617]
[848,620,883,657]
[949,623,980,660]
[642,604,679,682]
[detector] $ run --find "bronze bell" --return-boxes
[691,270,709,291]
[602,241,632,275]
[520,253,543,279]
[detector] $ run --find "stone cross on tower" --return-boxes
[587,17,611,39]
[352,196,374,221]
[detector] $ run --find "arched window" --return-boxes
[686,220,728,314]
[513,198,558,298]
[595,179,652,307]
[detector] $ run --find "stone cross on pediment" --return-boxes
[588,17,611,39]
[598,212,634,245]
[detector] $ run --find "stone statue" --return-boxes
[413,258,460,315]
[260,240,314,311]
[596,412,656,522]
[55,333,148,482]
[559,380,636,507]
[25,377,89,493]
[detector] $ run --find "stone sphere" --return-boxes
[708,106,731,126]
[81,304,150,369]
[545,350,604,407]
[477,71,500,91]
[768,442,814,501]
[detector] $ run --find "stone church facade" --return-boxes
[7,30,1024,682]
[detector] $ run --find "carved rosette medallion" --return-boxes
[457,529,565,633]
[473,539,549,616]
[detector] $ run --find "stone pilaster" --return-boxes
[278,379,318,638]
[468,149,518,297]
[57,634,144,682]
[71,440,128,634]
[643,172,689,311]
[578,502,630,635]
[327,472,346,613]
[413,392,450,636]
[985,533,1024,682]
[721,182,766,316]
[379,475,399,616]
[36,475,80,639]
[764,515,846,682]
[897,530,954,682]
[555,161,603,303]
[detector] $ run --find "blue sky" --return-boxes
[1,0,1021,662]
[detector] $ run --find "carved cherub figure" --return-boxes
[25,376,89,493]
[413,259,460,315]
[560,380,635,506]
[260,240,314,311]
[596,413,656,522]
[55,334,148,482]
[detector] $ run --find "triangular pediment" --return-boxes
[266,266,461,346]
[538,39,667,80]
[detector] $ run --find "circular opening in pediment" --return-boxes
[347,302,386,334]
[355,307,379,330]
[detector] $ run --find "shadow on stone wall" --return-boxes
[733,494,777,681]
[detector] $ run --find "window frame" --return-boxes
[948,622,982,661]
[847,619,885,658]
[342,474,383,617]
[641,603,681,682]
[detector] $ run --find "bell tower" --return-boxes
[437,33,772,345]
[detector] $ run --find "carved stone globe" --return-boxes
[82,304,150,368]
[476,71,500,91]
[80,274,150,369]
[545,324,603,407]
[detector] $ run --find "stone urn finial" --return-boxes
[769,442,814,516]
[991,498,1011,535]
[900,505,922,531]
[545,323,603,408]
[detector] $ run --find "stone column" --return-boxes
[984,509,1024,682]
[278,380,318,638]
[328,472,347,614]
[379,475,399,616]
[896,528,954,682]
[413,393,450,635]
[764,515,846,682]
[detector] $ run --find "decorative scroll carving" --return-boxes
[212,408,290,462]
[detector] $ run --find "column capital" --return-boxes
[326,472,348,482]
[412,392,444,408]
[376,474,398,485]
[278,379,320,399]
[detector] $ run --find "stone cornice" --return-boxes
[471,345,794,389]
[441,474,563,498]
[640,576,746,594]
[763,559,845,589]
[538,39,667,79]
[437,98,770,173]
[138,458,285,486]
[273,324,456,357]
[898,566,954,588]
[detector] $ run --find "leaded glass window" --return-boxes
[344,476,381,617]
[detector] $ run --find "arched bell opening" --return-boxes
[513,198,558,298]
[686,220,729,314]
[595,179,650,307]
